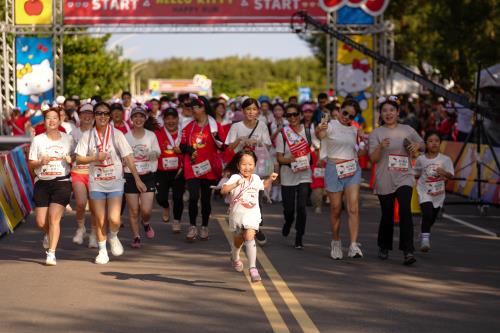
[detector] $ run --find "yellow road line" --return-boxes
[217,217,290,333]
[258,250,320,333]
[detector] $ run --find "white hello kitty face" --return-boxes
[16,59,54,96]
[133,144,148,160]
[337,60,373,94]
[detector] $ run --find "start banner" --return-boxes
[63,0,327,25]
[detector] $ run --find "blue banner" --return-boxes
[15,37,54,113]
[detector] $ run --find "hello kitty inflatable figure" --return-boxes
[337,58,373,111]
[16,59,54,111]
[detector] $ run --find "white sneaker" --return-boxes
[95,250,109,264]
[72,226,86,245]
[330,240,343,260]
[420,238,431,252]
[88,232,98,249]
[108,236,124,256]
[42,234,49,250]
[45,251,56,266]
[348,242,363,258]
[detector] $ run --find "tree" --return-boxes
[63,35,130,99]
[301,0,500,92]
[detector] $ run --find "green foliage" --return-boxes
[63,34,131,99]
[302,0,500,92]
[140,56,326,99]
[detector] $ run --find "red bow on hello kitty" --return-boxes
[352,59,370,73]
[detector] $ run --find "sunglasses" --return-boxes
[95,111,111,117]
[342,110,355,120]
[285,112,300,118]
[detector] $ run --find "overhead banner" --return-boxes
[337,35,374,132]
[15,0,53,25]
[63,0,327,25]
[15,37,55,113]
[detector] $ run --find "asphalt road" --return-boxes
[1,188,499,333]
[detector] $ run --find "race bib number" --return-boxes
[74,163,89,171]
[162,157,179,171]
[41,160,65,177]
[291,155,310,173]
[94,164,116,181]
[426,180,445,196]
[388,154,409,172]
[135,160,151,175]
[192,160,211,177]
[313,167,325,178]
[337,159,357,179]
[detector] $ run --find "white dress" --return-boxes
[226,174,265,232]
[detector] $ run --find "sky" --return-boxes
[107,33,315,61]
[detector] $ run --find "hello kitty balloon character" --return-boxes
[336,58,373,111]
[16,59,54,111]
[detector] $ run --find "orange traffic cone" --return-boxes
[394,198,400,225]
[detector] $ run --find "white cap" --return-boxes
[56,95,66,104]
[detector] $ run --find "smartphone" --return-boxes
[321,112,330,124]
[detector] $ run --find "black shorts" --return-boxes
[34,179,72,207]
[124,173,157,194]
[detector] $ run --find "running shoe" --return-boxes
[420,238,431,252]
[255,230,267,246]
[294,235,304,249]
[199,226,209,240]
[249,267,262,283]
[172,220,181,234]
[348,243,363,258]
[143,223,155,239]
[88,232,98,249]
[95,250,109,264]
[231,257,244,272]
[108,236,124,256]
[45,251,56,266]
[130,237,141,249]
[42,234,49,250]
[378,248,389,260]
[330,240,343,260]
[186,225,197,242]
[72,226,86,245]
[403,252,416,266]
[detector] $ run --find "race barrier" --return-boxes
[0,144,33,236]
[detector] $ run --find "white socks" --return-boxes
[98,240,107,251]
[245,239,257,269]
[422,233,430,240]
[108,231,118,240]
[231,241,243,261]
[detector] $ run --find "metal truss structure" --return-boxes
[1,0,393,132]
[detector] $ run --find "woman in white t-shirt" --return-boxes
[75,102,147,265]
[221,150,278,282]
[316,99,366,260]
[415,131,454,252]
[28,108,74,266]
[124,106,161,249]
[276,104,314,249]
[224,97,272,246]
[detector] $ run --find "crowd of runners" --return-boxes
[15,91,455,281]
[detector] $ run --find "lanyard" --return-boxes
[95,125,110,153]
[231,175,254,205]
[188,121,207,146]
[163,127,179,148]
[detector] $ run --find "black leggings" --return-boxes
[420,202,440,233]
[186,178,216,226]
[281,183,310,237]
[156,170,185,221]
[377,186,414,253]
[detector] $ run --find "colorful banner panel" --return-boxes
[63,0,327,25]
[10,145,35,211]
[15,37,54,113]
[2,153,32,216]
[442,141,500,205]
[15,0,53,25]
[337,35,374,132]
[0,153,25,231]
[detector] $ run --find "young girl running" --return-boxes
[221,150,278,282]
[415,131,454,252]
